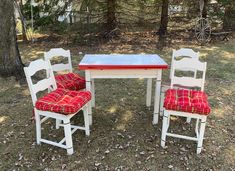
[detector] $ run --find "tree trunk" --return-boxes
[106,0,117,31]
[202,0,208,18]
[223,5,235,31]
[0,0,24,79]
[158,0,169,35]
[186,1,198,19]
[137,0,145,25]
[18,0,28,41]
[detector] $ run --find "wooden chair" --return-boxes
[170,48,199,79]
[24,59,91,155]
[44,48,86,91]
[44,48,95,108]
[160,48,200,123]
[161,57,211,154]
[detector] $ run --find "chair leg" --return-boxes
[160,88,165,116]
[195,118,199,137]
[167,113,170,130]
[161,111,169,148]
[197,116,207,154]
[63,118,73,155]
[56,119,61,129]
[88,101,92,126]
[83,106,90,136]
[186,117,191,123]
[35,109,41,145]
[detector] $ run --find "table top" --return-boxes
[78,54,168,70]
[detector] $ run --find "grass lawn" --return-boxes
[0,31,235,170]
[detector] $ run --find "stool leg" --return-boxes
[161,111,169,148]
[197,116,207,154]
[35,109,41,145]
[63,119,73,155]
[83,106,90,136]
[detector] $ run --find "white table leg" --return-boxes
[91,79,95,107]
[85,70,92,125]
[153,70,162,125]
[146,78,152,107]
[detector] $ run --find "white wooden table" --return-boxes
[78,54,168,125]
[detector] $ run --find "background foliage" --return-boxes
[20,0,234,32]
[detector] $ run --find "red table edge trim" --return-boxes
[78,65,168,70]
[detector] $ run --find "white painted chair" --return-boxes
[44,48,73,73]
[44,48,95,107]
[160,48,200,123]
[170,48,199,79]
[161,57,211,154]
[24,59,91,155]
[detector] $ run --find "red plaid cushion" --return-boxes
[164,89,211,115]
[55,73,86,91]
[35,88,91,115]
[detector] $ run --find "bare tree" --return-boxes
[158,0,169,35]
[158,0,169,49]
[202,0,208,18]
[0,0,24,79]
[223,4,235,30]
[107,0,117,31]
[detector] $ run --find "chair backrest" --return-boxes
[170,48,199,79]
[170,57,207,91]
[24,59,57,106]
[44,48,73,74]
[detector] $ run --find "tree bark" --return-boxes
[137,0,144,25]
[202,0,208,18]
[0,0,24,79]
[17,0,28,41]
[106,0,117,31]
[223,5,235,31]
[158,0,169,35]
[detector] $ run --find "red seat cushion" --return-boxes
[164,89,211,115]
[55,73,86,91]
[35,88,91,115]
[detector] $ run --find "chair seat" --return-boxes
[35,88,91,115]
[55,73,86,91]
[164,89,211,115]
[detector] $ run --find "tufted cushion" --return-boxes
[164,89,211,115]
[55,73,86,91]
[35,88,91,115]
